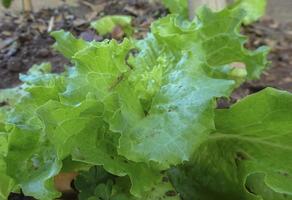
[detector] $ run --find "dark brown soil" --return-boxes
[241,18,292,92]
[0,0,166,89]
[8,193,35,200]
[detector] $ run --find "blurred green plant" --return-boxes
[91,15,134,37]
[162,0,267,24]
[2,0,13,8]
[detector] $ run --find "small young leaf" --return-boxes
[91,15,133,36]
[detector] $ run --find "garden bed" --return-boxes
[1,1,291,97]
[0,0,291,199]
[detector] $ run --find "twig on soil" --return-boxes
[48,16,55,32]
[0,38,17,50]
[80,0,106,13]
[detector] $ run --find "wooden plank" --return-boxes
[189,0,227,19]
[22,0,33,12]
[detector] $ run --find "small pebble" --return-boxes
[7,57,22,72]
[38,48,50,58]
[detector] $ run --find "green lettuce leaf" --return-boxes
[161,0,266,24]
[170,88,292,200]
[229,0,267,24]
[36,98,160,197]
[0,82,24,199]
[151,7,269,80]
[19,62,53,84]
[75,166,180,200]
[119,52,234,168]
[4,66,66,199]
[91,15,133,36]
[51,30,87,59]
[0,132,15,200]
[75,166,116,200]
[6,127,62,200]
[162,0,188,18]
[49,33,162,197]
[117,6,268,168]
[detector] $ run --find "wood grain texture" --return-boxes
[22,0,33,12]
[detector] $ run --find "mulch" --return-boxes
[0,0,166,88]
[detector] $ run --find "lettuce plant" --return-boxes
[163,0,267,24]
[0,0,291,200]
